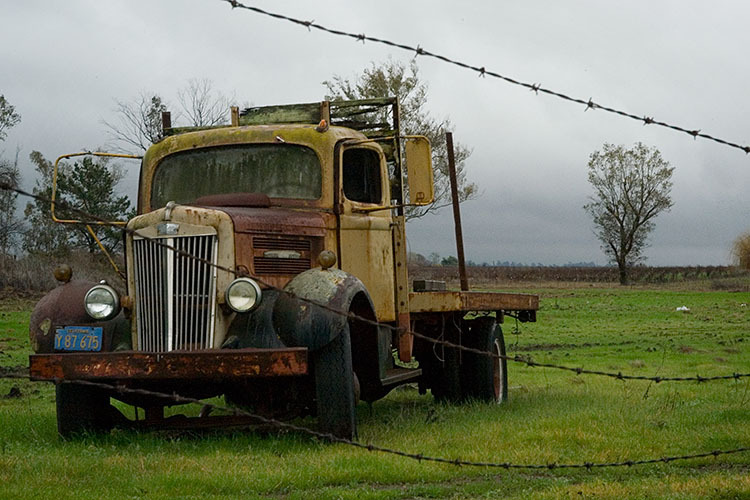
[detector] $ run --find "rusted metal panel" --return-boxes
[408,291,539,313]
[226,207,327,236]
[29,348,308,381]
[338,212,397,323]
[239,103,323,126]
[29,280,97,353]
[390,216,411,361]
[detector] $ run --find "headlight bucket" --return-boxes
[226,277,262,313]
[83,284,121,321]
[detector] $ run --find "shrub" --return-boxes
[732,232,750,270]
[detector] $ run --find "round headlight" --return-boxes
[84,284,121,320]
[226,278,262,313]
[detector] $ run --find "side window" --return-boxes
[342,148,382,204]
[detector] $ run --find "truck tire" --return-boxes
[463,317,508,403]
[312,326,357,439]
[430,319,463,403]
[56,383,115,437]
[432,342,463,403]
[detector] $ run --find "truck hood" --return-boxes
[200,205,329,237]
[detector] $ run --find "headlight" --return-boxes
[84,284,121,320]
[226,277,262,313]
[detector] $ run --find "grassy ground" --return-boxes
[0,283,748,499]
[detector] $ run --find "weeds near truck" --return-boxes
[1,283,749,499]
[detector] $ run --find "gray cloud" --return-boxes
[2,1,748,265]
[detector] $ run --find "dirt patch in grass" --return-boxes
[3,386,22,398]
[0,365,29,377]
[511,340,636,352]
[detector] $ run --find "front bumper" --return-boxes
[29,348,308,382]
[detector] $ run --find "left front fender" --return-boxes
[272,267,372,351]
[29,280,130,353]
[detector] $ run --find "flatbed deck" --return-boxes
[409,290,538,316]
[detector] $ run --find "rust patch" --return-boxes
[225,206,326,235]
[29,348,308,381]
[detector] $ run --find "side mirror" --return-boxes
[51,151,141,225]
[404,136,434,206]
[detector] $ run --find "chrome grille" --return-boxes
[133,234,218,352]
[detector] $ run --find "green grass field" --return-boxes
[0,284,748,499]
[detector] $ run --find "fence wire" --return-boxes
[218,0,750,156]
[1,372,747,471]
[2,181,749,386]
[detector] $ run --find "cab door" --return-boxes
[336,144,396,322]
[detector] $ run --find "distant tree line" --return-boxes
[411,263,747,286]
[408,252,599,268]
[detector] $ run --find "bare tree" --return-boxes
[0,95,21,141]
[177,78,232,127]
[104,80,232,154]
[103,93,167,153]
[324,59,477,220]
[0,152,23,255]
[584,143,674,285]
[0,95,22,255]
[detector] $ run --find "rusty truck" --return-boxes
[28,97,538,439]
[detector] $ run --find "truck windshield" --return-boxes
[150,144,322,208]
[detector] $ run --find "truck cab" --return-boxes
[29,98,538,439]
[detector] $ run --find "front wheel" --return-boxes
[55,382,116,437]
[463,317,508,403]
[312,326,357,439]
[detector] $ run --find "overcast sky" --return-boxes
[2,1,749,266]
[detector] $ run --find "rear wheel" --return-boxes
[312,326,357,439]
[430,318,463,403]
[432,341,463,402]
[463,317,508,403]
[56,382,115,437]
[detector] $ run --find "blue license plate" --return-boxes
[54,326,103,352]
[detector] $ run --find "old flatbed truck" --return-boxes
[28,97,538,439]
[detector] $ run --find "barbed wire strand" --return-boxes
[3,181,750,385]
[1,371,746,471]
[218,0,750,155]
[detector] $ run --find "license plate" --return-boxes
[54,326,103,352]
